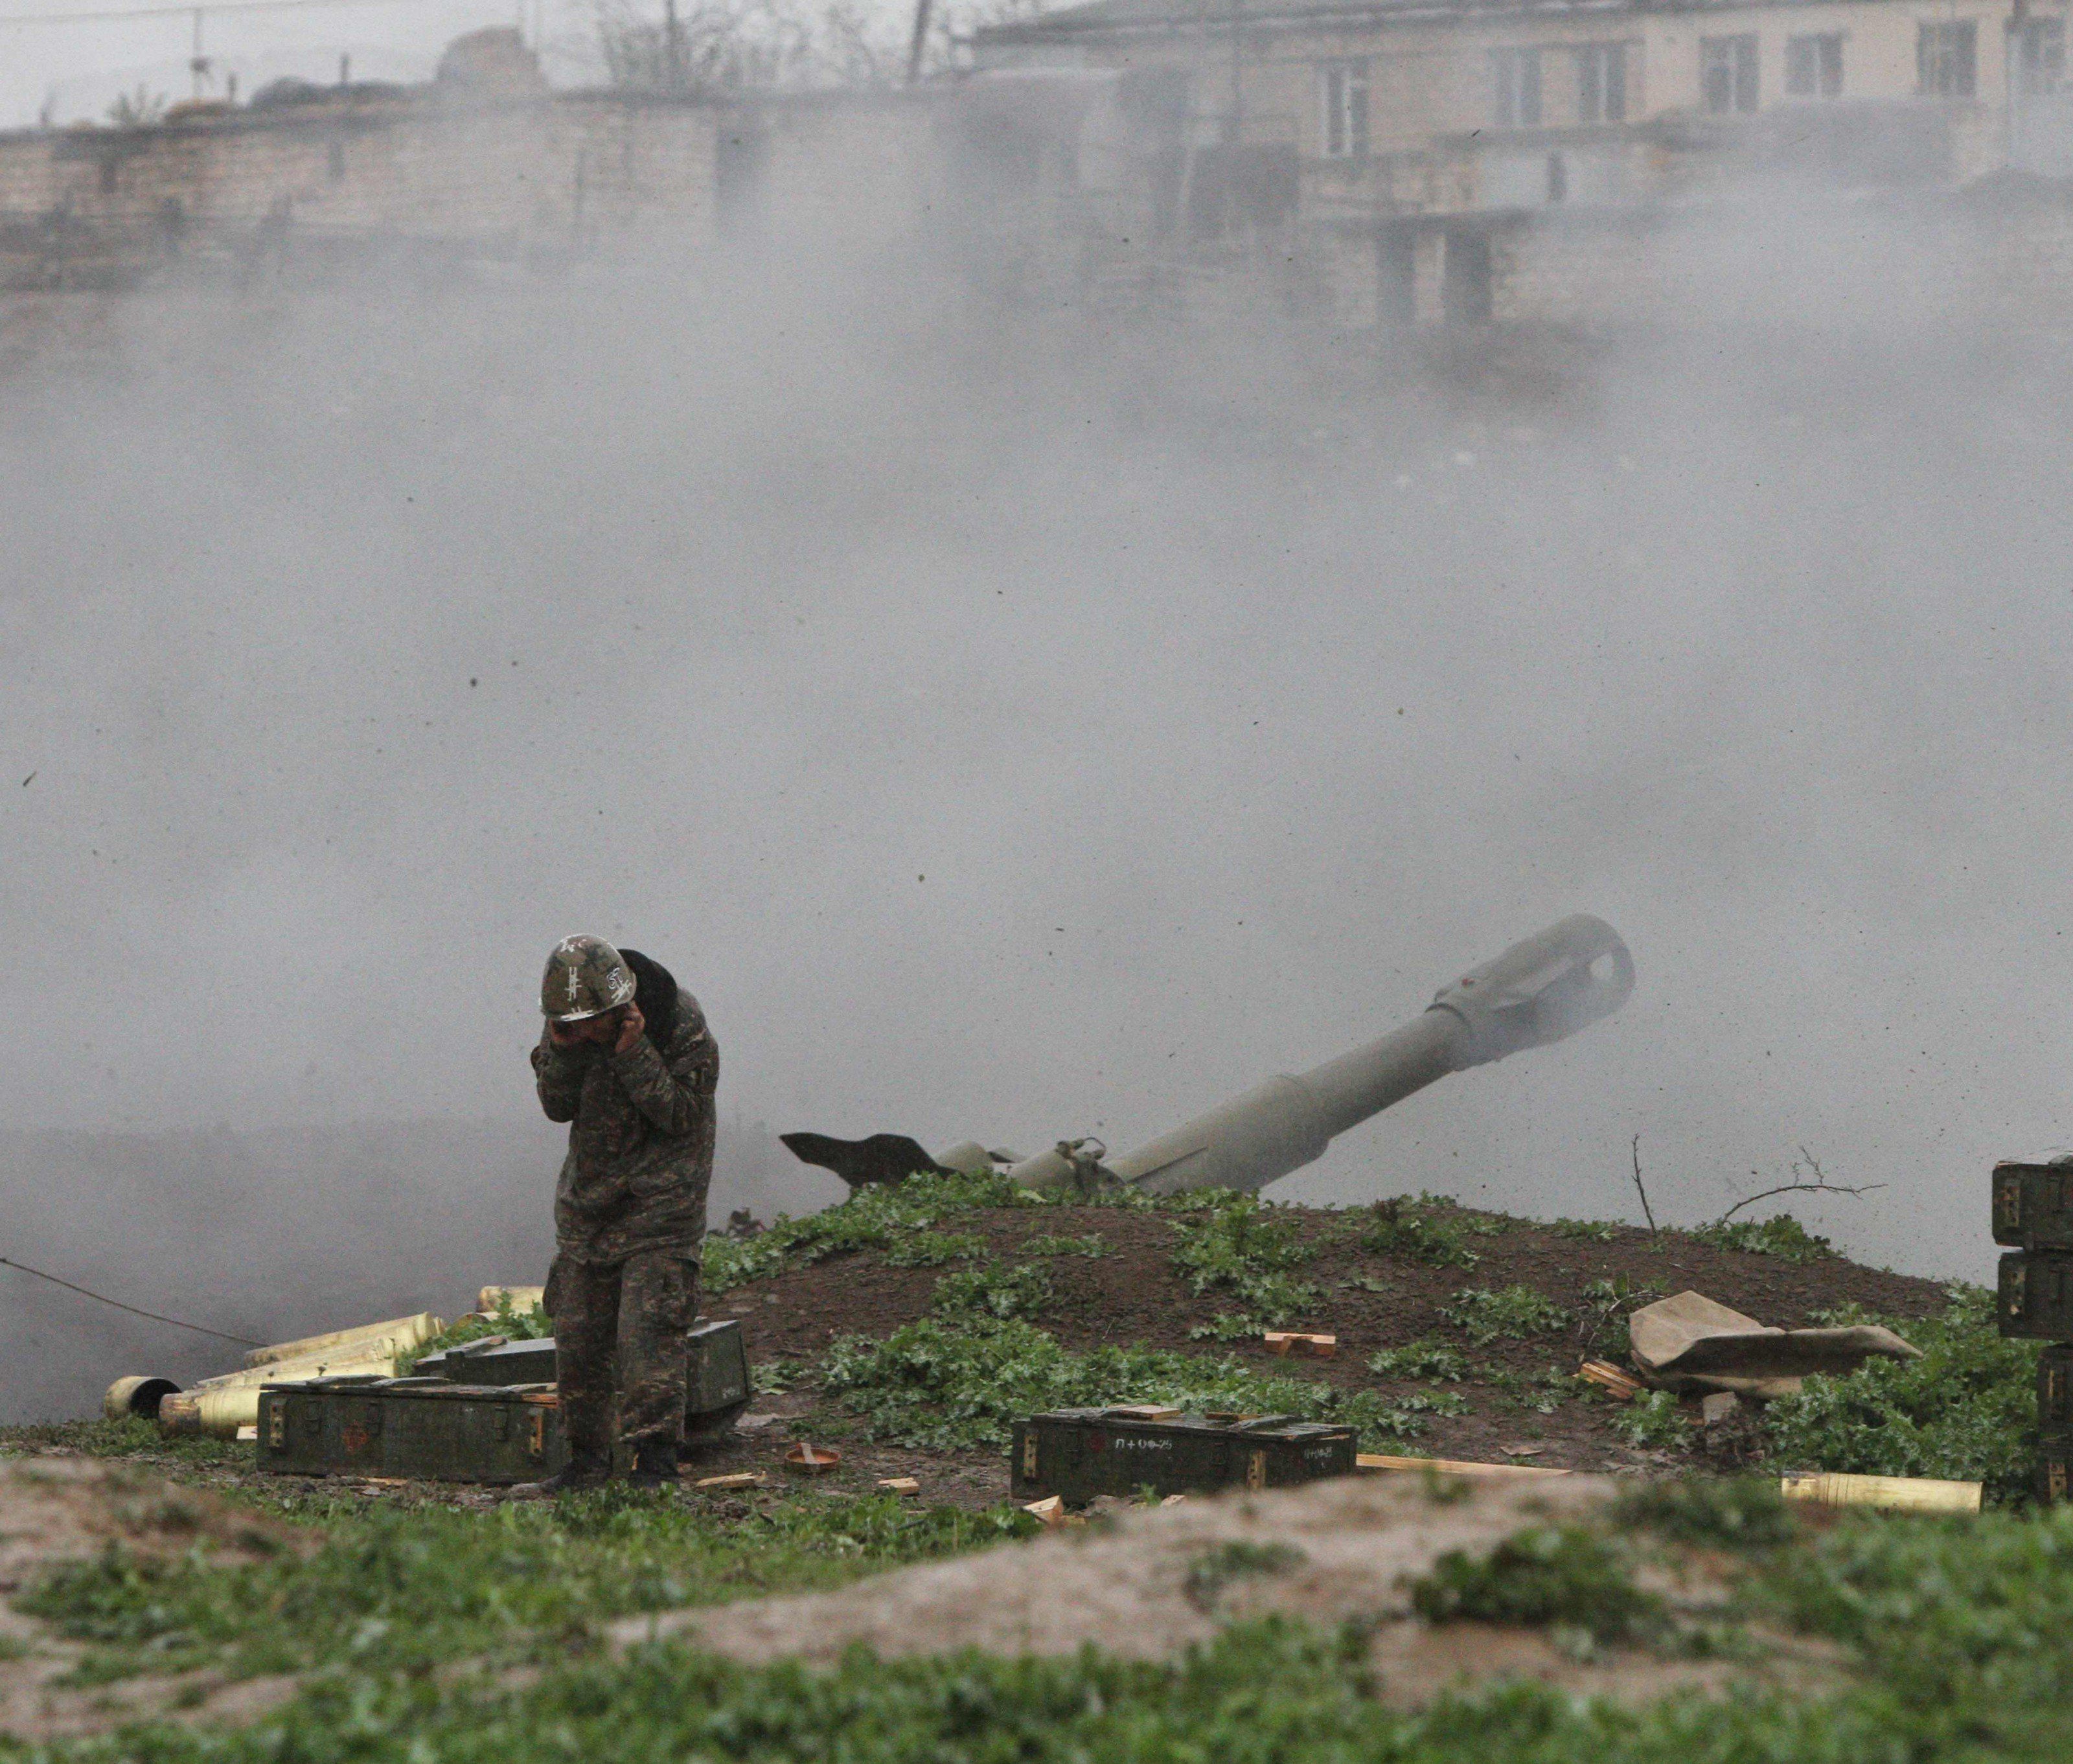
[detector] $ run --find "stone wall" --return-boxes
[0,90,723,286]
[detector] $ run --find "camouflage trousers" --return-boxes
[547,1250,699,1458]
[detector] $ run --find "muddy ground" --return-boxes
[21,1202,1954,1514]
[682,1203,1951,1500]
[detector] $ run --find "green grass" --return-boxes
[700,1172,1047,1295]
[1611,1390,1697,1450]
[1552,1217,1622,1242]
[930,1263,1053,1322]
[1366,1340,1471,1382]
[1762,1285,2039,1501]
[1182,1540,1306,1610]
[1020,1233,1110,1259]
[1575,1276,1664,1360]
[0,1417,247,1469]
[1356,1196,1482,1269]
[1167,1196,1322,1337]
[45,1496,2073,1763]
[1613,1474,1796,1550]
[1478,1364,1572,1415]
[1438,1285,1572,1348]
[1686,1215,1835,1261]
[1409,1524,1658,1646]
[818,1317,1462,1451]
[398,1292,551,1374]
[13,1487,1035,1688]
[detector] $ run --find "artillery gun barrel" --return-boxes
[1009,914,1634,1197]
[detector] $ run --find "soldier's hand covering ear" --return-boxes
[614,1001,647,1054]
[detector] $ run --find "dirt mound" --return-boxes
[617,1472,1839,1706]
[0,1454,302,1595]
[702,1201,1949,1482]
[0,1455,308,1741]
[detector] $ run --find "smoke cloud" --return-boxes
[3,202,2065,1419]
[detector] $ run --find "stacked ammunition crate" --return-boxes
[255,1319,750,1483]
[1993,1158,2073,1501]
[1011,1406,1357,1505]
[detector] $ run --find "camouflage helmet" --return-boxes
[541,934,637,1023]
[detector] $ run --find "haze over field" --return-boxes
[3,209,2068,1419]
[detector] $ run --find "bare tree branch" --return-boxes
[1715,1147,1884,1224]
[1631,1133,1658,1235]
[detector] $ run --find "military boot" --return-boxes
[512,1451,610,1498]
[626,1440,680,1491]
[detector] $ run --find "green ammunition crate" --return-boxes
[1998,1252,2073,1338]
[258,1378,567,1483]
[2041,1435,2073,1506]
[2040,1346,2073,1430]
[257,1320,753,1482]
[1010,1407,1357,1505]
[414,1321,751,1439]
[413,1338,558,1384]
[1992,1160,2073,1251]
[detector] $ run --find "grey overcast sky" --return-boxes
[0,0,586,129]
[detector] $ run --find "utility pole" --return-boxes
[1228,0,1242,144]
[905,0,933,84]
[663,0,683,89]
[189,7,209,100]
[2007,0,2031,170]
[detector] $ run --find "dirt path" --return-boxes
[614,1470,1845,1708]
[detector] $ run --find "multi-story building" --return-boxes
[969,0,2073,317]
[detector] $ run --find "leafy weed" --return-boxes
[1410,1524,1658,1645]
[1439,1285,1571,1347]
[1366,1340,1470,1382]
[1357,1196,1480,1269]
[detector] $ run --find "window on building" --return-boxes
[1918,21,1977,97]
[1785,32,1844,98]
[1322,60,1370,159]
[1575,43,1628,122]
[1701,34,1760,114]
[1491,47,1543,127]
[2019,17,2066,93]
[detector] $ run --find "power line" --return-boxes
[0,1254,264,1347]
[0,0,444,27]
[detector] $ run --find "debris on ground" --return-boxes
[1263,1332,1338,1357]
[1779,1471,1981,1513]
[115,1312,447,1437]
[1578,1359,1645,1400]
[1627,1290,1920,1398]
[1358,1452,1571,1480]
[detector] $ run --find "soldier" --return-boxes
[518,934,718,1493]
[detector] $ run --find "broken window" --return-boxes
[2019,17,2065,93]
[1701,35,1759,115]
[1785,32,1843,98]
[1575,43,1627,122]
[1491,48,1542,128]
[1321,60,1369,159]
[1918,21,1976,97]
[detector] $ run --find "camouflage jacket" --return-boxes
[531,987,718,1265]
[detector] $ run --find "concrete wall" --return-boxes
[0,91,720,274]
